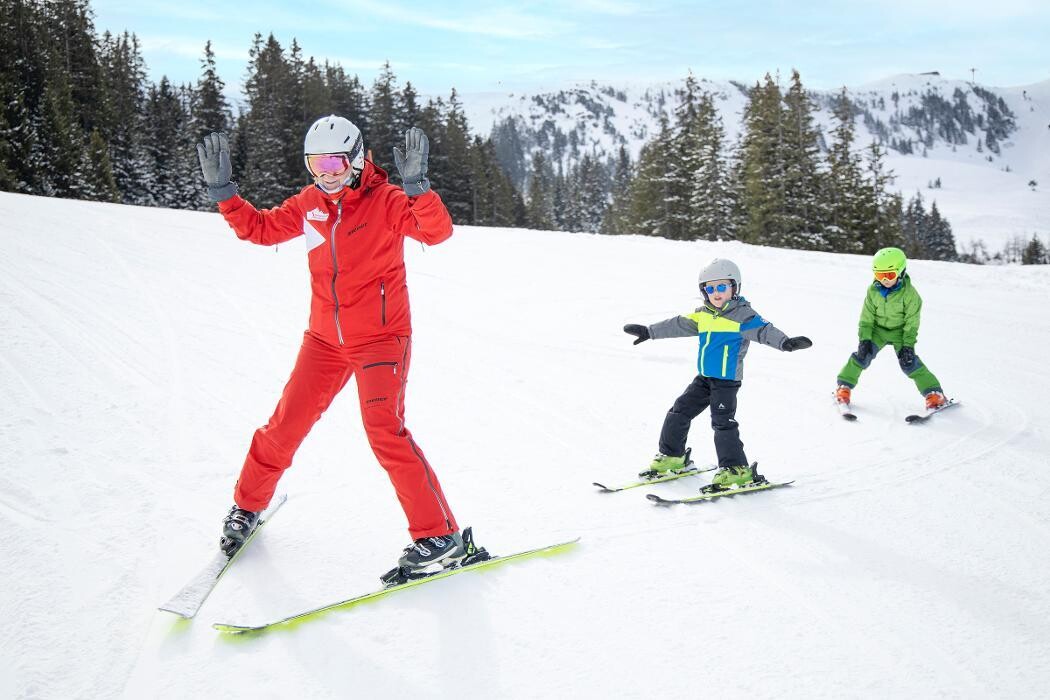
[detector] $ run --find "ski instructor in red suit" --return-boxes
[196,116,466,578]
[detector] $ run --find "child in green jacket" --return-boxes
[835,247,947,410]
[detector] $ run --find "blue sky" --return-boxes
[91,0,1050,98]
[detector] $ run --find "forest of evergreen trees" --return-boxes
[0,0,524,223]
[0,0,1043,264]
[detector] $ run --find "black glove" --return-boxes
[782,336,812,352]
[195,132,237,202]
[897,346,915,370]
[856,339,876,363]
[623,324,650,345]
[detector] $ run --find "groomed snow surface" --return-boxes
[1,191,1048,699]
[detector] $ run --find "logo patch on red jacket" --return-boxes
[306,207,329,222]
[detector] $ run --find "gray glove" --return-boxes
[196,132,237,202]
[393,127,430,197]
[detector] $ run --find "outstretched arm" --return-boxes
[389,127,453,245]
[197,132,303,246]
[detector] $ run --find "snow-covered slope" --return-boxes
[462,74,1050,251]
[2,191,1049,699]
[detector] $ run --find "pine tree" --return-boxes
[735,74,786,246]
[690,90,732,241]
[438,89,474,223]
[238,33,298,207]
[400,81,420,132]
[824,89,865,253]
[1021,235,1047,264]
[525,150,554,230]
[367,61,400,173]
[82,127,118,201]
[600,145,632,234]
[572,153,608,233]
[193,41,230,137]
[143,77,194,208]
[778,70,827,249]
[98,31,153,205]
[863,140,904,251]
[326,64,369,134]
[622,115,675,237]
[924,201,957,261]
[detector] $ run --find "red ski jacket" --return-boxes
[217,160,453,346]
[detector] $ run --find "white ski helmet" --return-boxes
[698,258,741,296]
[303,115,365,175]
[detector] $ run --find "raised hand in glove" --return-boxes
[393,127,431,197]
[782,336,813,352]
[623,324,650,345]
[195,132,237,202]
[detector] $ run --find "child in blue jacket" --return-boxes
[624,259,812,489]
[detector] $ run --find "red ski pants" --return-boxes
[234,332,458,539]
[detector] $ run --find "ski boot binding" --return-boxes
[702,462,768,493]
[380,526,490,588]
[220,505,260,555]
[638,447,695,480]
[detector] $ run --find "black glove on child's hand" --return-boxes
[782,336,812,352]
[623,324,650,345]
[196,132,237,202]
[856,339,876,362]
[897,346,915,368]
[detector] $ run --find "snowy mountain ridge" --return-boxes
[459,73,1050,250]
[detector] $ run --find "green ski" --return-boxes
[594,464,715,492]
[213,528,579,634]
[647,481,794,505]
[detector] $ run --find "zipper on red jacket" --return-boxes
[380,280,386,325]
[329,198,345,345]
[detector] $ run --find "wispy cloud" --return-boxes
[137,36,247,61]
[329,0,573,39]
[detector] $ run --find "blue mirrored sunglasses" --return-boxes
[704,283,730,294]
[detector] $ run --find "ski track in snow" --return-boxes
[2,192,1049,699]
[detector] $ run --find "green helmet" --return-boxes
[872,247,907,275]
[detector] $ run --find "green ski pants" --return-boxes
[836,326,942,395]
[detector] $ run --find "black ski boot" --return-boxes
[381,528,489,587]
[219,505,259,555]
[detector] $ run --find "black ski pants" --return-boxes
[658,375,747,468]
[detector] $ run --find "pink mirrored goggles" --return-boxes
[306,153,352,177]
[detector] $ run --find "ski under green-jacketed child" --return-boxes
[834,247,948,410]
[623,259,812,491]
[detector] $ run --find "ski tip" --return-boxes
[213,623,260,634]
[646,493,678,505]
[592,482,616,492]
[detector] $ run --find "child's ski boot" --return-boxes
[638,448,693,479]
[703,462,767,493]
[834,385,851,405]
[924,390,947,410]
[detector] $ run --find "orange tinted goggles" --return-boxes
[874,270,898,282]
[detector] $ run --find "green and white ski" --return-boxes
[159,494,287,619]
[212,529,580,634]
[646,481,794,505]
[594,464,715,492]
